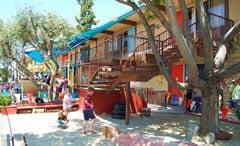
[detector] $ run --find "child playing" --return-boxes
[82,87,96,134]
[57,111,69,128]
[63,87,72,117]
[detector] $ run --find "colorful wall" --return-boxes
[170,64,184,98]
[78,89,147,115]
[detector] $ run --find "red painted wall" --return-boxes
[62,54,68,65]
[170,64,184,98]
[176,11,183,28]
[79,89,147,115]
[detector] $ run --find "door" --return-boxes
[127,26,136,54]
[170,64,184,98]
[176,11,183,28]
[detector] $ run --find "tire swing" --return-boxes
[112,103,126,119]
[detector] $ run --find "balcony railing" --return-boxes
[78,12,234,86]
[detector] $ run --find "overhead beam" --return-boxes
[119,19,137,26]
[89,37,98,41]
[101,30,114,35]
[79,43,86,46]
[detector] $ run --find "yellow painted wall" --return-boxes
[90,42,97,59]
[229,0,240,23]
[136,18,165,37]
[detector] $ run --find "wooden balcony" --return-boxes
[78,12,233,90]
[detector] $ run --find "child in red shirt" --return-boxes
[82,87,96,134]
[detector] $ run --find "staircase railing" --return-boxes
[79,12,234,86]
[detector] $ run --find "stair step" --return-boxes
[98,71,121,76]
[91,83,127,88]
[90,80,115,84]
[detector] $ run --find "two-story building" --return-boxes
[61,0,240,114]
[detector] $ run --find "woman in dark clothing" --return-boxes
[185,85,193,112]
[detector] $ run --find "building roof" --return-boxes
[68,7,140,50]
[25,5,143,62]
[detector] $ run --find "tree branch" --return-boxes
[116,0,184,90]
[195,0,214,77]
[49,49,60,74]
[165,0,204,87]
[141,0,171,33]
[29,10,39,45]
[177,0,191,41]
[0,61,26,77]
[214,21,240,68]
[215,61,240,79]
[10,55,38,86]
[223,21,240,44]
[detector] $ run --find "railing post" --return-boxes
[112,36,114,62]
[88,64,91,86]
[120,35,123,69]
[161,41,163,57]
[133,34,136,63]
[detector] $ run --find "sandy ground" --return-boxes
[0,111,240,146]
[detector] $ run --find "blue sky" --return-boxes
[0,0,131,26]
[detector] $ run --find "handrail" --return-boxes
[79,12,234,84]
[207,12,234,25]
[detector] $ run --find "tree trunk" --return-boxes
[47,52,60,101]
[124,82,131,125]
[48,72,56,101]
[47,64,59,101]
[199,84,219,136]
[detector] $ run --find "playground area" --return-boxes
[1,109,240,146]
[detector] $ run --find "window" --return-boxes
[198,0,225,27]
[113,36,122,59]
[209,0,225,27]
[119,31,128,55]
[80,47,90,63]
[77,50,81,64]
[105,39,112,53]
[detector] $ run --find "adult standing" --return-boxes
[63,87,72,117]
[61,77,68,94]
[185,84,193,112]
[192,87,202,102]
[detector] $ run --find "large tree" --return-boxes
[0,68,10,82]
[116,0,240,137]
[14,8,74,100]
[75,0,97,32]
[0,19,38,84]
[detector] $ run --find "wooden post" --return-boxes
[112,36,114,62]
[124,82,131,125]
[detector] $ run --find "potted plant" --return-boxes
[0,96,17,114]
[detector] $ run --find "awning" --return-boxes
[68,5,144,49]
[25,48,69,63]
[25,50,44,63]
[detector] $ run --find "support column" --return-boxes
[124,82,131,125]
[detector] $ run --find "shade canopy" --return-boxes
[25,5,144,62]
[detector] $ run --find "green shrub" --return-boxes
[0,96,12,106]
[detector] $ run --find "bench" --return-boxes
[16,101,79,114]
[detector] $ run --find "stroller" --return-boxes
[191,96,202,113]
